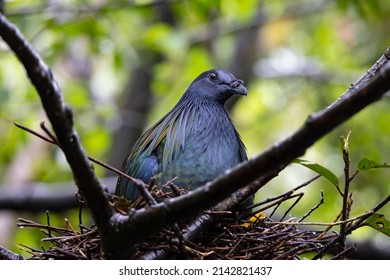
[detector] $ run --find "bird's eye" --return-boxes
[209,72,217,81]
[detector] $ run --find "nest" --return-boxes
[17,183,348,260]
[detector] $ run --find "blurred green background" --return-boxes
[0,0,389,258]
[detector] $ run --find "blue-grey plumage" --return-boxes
[115,69,250,205]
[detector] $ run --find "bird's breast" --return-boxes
[158,106,243,190]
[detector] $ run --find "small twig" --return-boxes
[330,244,357,260]
[317,210,343,240]
[226,232,247,257]
[78,194,84,234]
[345,195,390,232]
[251,175,320,209]
[14,122,56,144]
[340,131,352,255]
[14,121,155,204]
[313,194,390,259]
[85,246,92,260]
[264,212,375,227]
[41,229,98,243]
[259,193,303,218]
[144,177,157,206]
[349,170,359,182]
[280,192,304,221]
[65,218,77,235]
[274,244,307,260]
[51,247,88,259]
[18,218,73,234]
[165,179,181,197]
[298,190,324,222]
[46,210,52,238]
[40,121,59,144]
[17,244,39,255]
[334,183,344,197]
[171,224,188,259]
[38,122,158,207]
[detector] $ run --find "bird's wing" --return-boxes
[117,106,190,197]
[116,154,158,200]
[131,106,190,169]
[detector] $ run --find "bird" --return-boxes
[115,69,252,206]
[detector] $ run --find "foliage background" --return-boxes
[0,0,389,258]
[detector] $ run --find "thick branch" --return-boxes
[0,245,24,260]
[0,13,117,256]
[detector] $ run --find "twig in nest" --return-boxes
[279,192,304,221]
[251,175,321,220]
[17,216,102,260]
[18,186,384,260]
[331,244,357,260]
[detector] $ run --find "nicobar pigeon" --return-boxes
[115,69,252,207]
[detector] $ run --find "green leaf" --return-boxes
[366,213,390,237]
[293,159,339,187]
[357,158,390,171]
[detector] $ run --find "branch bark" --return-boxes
[0,13,117,258]
[0,245,24,260]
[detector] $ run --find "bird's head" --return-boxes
[186,69,247,104]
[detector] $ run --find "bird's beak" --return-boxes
[230,79,247,96]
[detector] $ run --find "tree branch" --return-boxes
[0,245,24,260]
[0,13,117,257]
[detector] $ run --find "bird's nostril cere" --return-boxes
[231,80,242,88]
